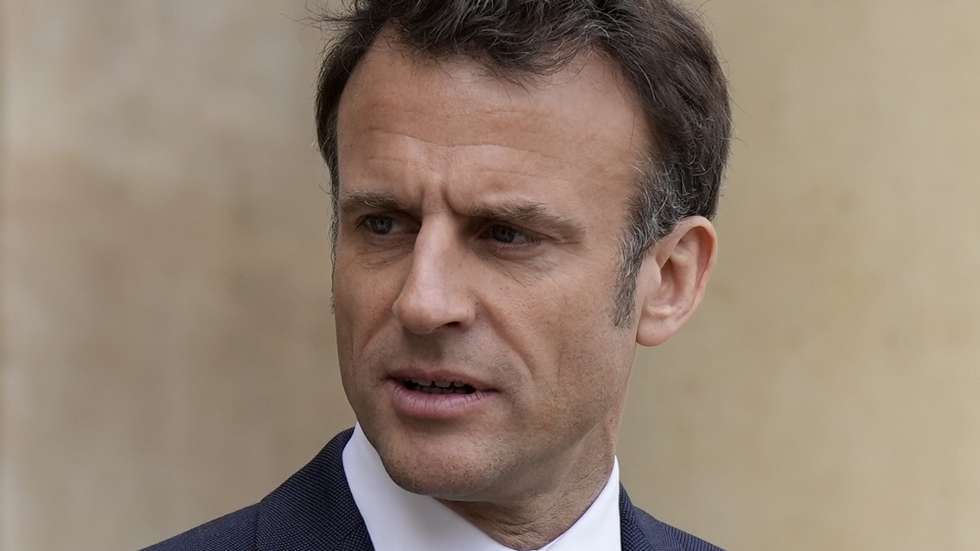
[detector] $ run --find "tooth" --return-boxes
[434,381,451,388]
[451,381,465,388]
[411,379,432,386]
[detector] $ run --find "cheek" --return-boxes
[333,262,402,369]
[545,325,633,441]
[532,268,631,406]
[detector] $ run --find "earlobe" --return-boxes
[635,217,717,347]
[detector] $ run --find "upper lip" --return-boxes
[387,368,496,392]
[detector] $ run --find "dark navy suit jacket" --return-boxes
[144,429,722,551]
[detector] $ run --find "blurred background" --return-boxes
[1,1,978,549]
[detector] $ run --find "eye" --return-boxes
[363,215,394,235]
[482,223,535,245]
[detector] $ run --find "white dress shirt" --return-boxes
[343,424,621,551]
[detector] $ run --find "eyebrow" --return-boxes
[340,191,406,214]
[468,201,585,241]
[339,191,585,241]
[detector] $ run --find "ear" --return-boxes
[635,216,717,347]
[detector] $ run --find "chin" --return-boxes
[370,426,506,501]
[384,461,487,501]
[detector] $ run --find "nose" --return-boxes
[391,223,476,335]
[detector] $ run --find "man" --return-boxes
[146,1,730,550]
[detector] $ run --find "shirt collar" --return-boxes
[343,424,621,551]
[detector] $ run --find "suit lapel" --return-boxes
[255,428,375,551]
[620,486,682,551]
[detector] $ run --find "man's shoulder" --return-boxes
[141,505,259,551]
[140,429,361,551]
[629,505,725,551]
[620,485,724,551]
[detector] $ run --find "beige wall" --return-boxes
[2,1,978,550]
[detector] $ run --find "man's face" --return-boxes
[332,37,652,502]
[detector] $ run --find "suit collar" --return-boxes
[256,428,374,550]
[620,487,683,551]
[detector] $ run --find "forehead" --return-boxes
[335,34,651,209]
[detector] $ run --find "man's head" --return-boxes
[316,0,729,505]
[317,0,730,326]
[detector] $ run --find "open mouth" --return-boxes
[398,378,478,395]
[387,374,495,418]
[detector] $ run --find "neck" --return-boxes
[438,449,616,550]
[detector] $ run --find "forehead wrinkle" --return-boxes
[351,120,569,187]
[347,128,585,224]
[348,71,573,162]
[359,118,567,168]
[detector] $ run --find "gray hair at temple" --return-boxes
[314,0,732,326]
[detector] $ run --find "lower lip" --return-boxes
[386,379,496,420]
